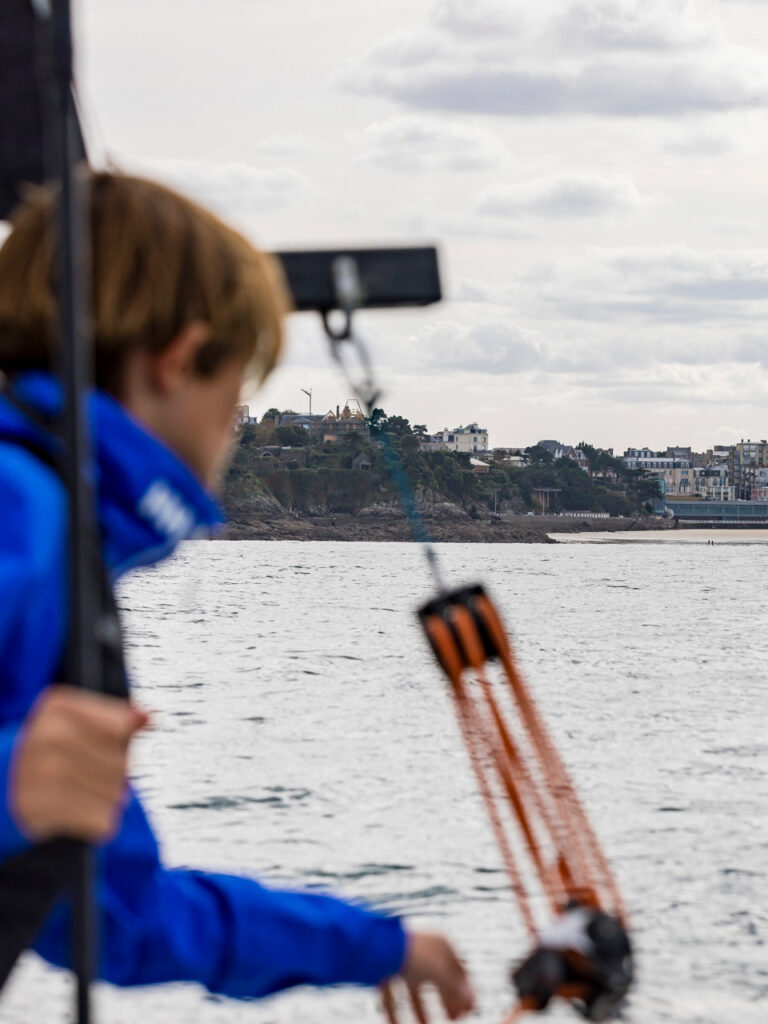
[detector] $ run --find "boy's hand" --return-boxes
[13,685,148,843]
[381,932,475,1024]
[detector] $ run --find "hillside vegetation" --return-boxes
[223,412,660,521]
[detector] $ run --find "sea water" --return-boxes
[3,538,768,1024]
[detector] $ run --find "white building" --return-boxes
[235,404,258,426]
[622,448,686,471]
[438,424,489,454]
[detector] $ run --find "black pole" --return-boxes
[49,2,99,1020]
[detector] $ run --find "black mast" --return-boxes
[50,0,100,1018]
[0,1,100,1021]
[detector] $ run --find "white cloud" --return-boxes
[361,116,508,172]
[554,0,718,53]
[471,247,768,335]
[663,132,737,156]
[347,1,768,120]
[414,319,542,373]
[432,0,519,39]
[474,172,648,219]
[364,30,454,69]
[355,56,768,119]
[141,159,308,218]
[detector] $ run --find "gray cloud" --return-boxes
[414,320,543,373]
[348,1,768,120]
[357,58,768,118]
[530,248,768,330]
[361,116,508,172]
[554,0,717,53]
[436,249,768,384]
[475,172,647,219]
[405,304,768,381]
[432,0,519,39]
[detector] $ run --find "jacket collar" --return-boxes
[0,373,223,577]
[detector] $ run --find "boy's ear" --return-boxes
[150,321,213,394]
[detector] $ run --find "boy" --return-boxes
[0,173,474,1020]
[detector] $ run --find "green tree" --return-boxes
[525,444,554,466]
[274,424,310,447]
[369,407,387,437]
[385,414,412,438]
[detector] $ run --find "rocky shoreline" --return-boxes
[222,497,673,543]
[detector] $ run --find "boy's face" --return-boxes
[165,355,245,488]
[121,323,247,489]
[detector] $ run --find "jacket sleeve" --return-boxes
[0,724,29,862]
[33,793,407,998]
[0,450,66,865]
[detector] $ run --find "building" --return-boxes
[728,440,768,500]
[278,412,325,437]
[438,424,489,454]
[320,400,369,443]
[694,466,733,501]
[537,440,589,472]
[470,458,490,474]
[235,404,257,426]
[622,448,683,471]
[666,446,693,463]
[661,499,768,523]
[651,465,694,497]
[493,447,528,468]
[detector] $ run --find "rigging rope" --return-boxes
[321,278,633,1020]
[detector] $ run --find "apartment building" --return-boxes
[437,424,489,454]
[728,440,768,500]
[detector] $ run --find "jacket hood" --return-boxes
[0,372,223,577]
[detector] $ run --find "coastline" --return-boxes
[222,506,674,543]
[550,527,768,544]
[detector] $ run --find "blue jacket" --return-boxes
[0,373,405,996]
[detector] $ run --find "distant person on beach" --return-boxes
[0,173,473,1021]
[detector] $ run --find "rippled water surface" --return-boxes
[4,539,768,1024]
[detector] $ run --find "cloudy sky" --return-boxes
[77,0,768,451]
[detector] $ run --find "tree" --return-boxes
[274,425,309,447]
[385,415,412,438]
[368,409,412,439]
[524,444,554,466]
[369,407,387,437]
[238,423,258,446]
[413,424,428,439]
[262,407,281,423]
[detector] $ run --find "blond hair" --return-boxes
[0,172,287,395]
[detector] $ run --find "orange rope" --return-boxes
[422,589,627,957]
[424,616,537,939]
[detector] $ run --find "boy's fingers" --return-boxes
[407,981,429,1024]
[63,692,149,743]
[440,977,475,1021]
[380,983,399,1024]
